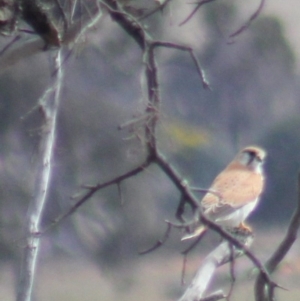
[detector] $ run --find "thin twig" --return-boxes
[139,0,173,20]
[226,243,236,301]
[42,160,151,234]
[155,150,199,213]
[229,0,265,39]
[200,291,226,301]
[181,232,207,285]
[181,253,188,285]
[54,0,68,32]
[166,218,198,229]
[190,187,223,201]
[181,231,207,255]
[143,40,161,153]
[0,35,21,56]
[152,41,210,89]
[118,114,148,130]
[117,182,124,205]
[179,0,219,27]
[37,6,273,297]
[139,222,172,254]
[102,0,146,50]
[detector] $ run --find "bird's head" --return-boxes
[236,146,266,173]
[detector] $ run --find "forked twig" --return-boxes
[151,41,211,89]
[42,161,151,234]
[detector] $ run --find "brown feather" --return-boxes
[202,161,264,211]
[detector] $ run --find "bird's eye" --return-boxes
[248,151,256,158]
[244,151,262,165]
[256,156,263,162]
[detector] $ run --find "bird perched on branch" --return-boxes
[182,146,266,240]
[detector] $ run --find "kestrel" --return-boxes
[182,146,266,240]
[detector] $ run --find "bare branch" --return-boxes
[42,160,151,234]
[179,0,219,27]
[154,154,267,286]
[180,233,207,285]
[227,244,236,300]
[16,49,64,301]
[154,150,276,291]
[0,2,102,72]
[139,222,172,254]
[103,5,211,197]
[152,41,211,89]
[54,0,68,32]
[10,1,293,301]
[102,0,146,50]
[143,40,161,153]
[255,173,300,301]
[181,253,188,285]
[117,182,124,205]
[201,291,226,301]
[40,0,209,236]
[36,8,273,298]
[201,216,273,285]
[118,114,149,130]
[20,0,61,46]
[182,231,207,255]
[267,176,300,270]
[155,151,199,212]
[178,239,251,301]
[0,35,21,56]
[229,0,265,39]
[139,0,173,20]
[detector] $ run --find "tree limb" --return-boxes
[255,173,300,301]
[42,160,152,234]
[179,236,252,301]
[16,50,64,301]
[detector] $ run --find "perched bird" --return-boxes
[182,146,266,240]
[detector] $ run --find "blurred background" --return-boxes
[0,0,300,300]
